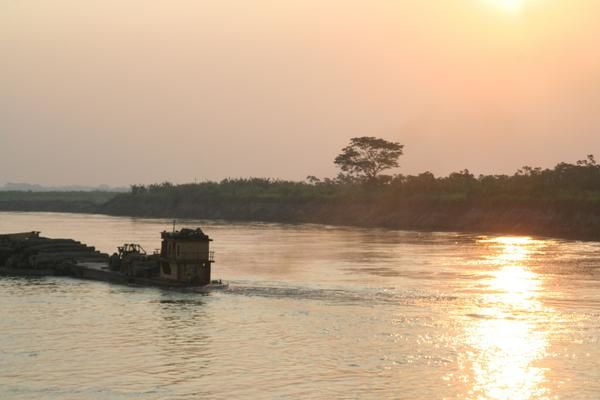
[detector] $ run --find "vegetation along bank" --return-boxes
[2,137,600,241]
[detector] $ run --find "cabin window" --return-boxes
[176,244,180,256]
[161,262,171,275]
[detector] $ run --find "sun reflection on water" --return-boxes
[462,236,552,399]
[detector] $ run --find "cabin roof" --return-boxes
[161,228,211,241]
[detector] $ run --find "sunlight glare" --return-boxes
[468,317,548,400]
[486,0,524,13]
[479,236,544,311]
[462,235,552,398]
[479,236,539,265]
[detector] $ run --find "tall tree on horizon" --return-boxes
[334,137,404,183]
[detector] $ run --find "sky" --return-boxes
[2,0,600,186]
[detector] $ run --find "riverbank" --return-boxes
[0,191,114,213]
[101,196,600,241]
[1,192,599,241]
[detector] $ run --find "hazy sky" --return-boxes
[2,0,600,185]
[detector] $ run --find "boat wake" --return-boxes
[221,281,458,306]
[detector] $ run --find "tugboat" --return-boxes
[0,228,227,291]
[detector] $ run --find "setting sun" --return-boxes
[487,0,525,12]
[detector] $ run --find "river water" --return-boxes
[2,212,600,399]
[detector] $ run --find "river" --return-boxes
[2,212,600,399]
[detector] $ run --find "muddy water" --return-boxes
[2,212,600,399]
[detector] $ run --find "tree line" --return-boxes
[126,136,600,205]
[3,136,599,239]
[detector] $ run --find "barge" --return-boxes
[0,228,227,291]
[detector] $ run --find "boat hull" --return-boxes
[0,262,228,292]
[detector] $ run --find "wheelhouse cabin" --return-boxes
[159,228,214,284]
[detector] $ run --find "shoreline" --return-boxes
[1,202,598,243]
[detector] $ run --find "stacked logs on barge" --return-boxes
[0,231,109,276]
[0,228,225,291]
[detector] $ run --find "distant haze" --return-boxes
[2,0,600,186]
